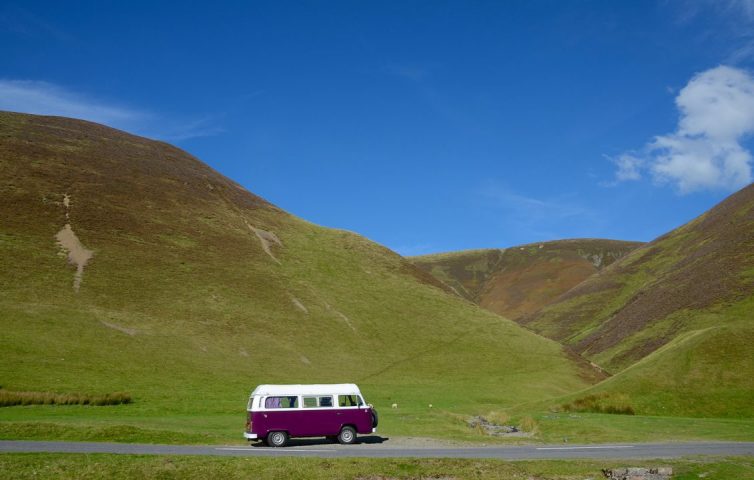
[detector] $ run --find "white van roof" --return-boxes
[251,384,362,397]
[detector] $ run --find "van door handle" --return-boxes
[337,412,343,415]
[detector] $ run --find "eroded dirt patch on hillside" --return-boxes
[245,220,282,263]
[55,194,94,292]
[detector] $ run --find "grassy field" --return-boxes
[1,453,753,479]
[1,112,752,448]
[0,111,599,445]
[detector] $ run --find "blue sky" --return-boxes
[2,1,754,255]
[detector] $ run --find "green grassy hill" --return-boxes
[522,184,754,371]
[541,296,754,420]
[410,239,641,320]
[515,184,754,419]
[0,111,601,443]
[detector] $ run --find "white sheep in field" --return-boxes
[391,403,398,409]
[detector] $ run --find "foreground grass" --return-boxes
[1,454,753,479]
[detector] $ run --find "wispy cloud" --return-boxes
[609,65,754,193]
[0,6,72,41]
[477,183,596,242]
[153,116,225,142]
[0,80,146,126]
[392,243,437,257]
[671,0,754,64]
[608,153,644,182]
[385,64,429,82]
[0,79,221,142]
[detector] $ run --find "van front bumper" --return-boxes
[244,432,258,440]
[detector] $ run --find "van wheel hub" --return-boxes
[268,431,288,447]
[338,426,356,444]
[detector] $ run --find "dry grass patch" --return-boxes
[559,392,635,415]
[0,388,131,407]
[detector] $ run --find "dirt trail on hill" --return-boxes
[55,194,94,292]
[99,320,137,336]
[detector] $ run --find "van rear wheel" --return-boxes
[337,426,356,445]
[267,431,288,447]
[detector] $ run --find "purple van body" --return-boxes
[244,384,376,443]
[250,405,373,437]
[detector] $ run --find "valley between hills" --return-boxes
[1,110,753,448]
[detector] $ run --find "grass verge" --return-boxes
[0,453,753,479]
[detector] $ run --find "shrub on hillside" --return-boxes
[560,392,635,415]
[518,415,539,433]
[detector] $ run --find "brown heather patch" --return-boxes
[410,239,641,321]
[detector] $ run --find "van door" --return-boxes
[300,395,339,436]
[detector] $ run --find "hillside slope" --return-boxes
[521,184,754,417]
[0,111,600,441]
[521,183,754,374]
[411,239,641,320]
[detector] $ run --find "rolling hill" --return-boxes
[410,239,641,320]
[411,187,754,419]
[0,111,601,442]
[520,184,754,417]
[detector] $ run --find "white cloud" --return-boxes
[0,79,221,141]
[674,66,754,141]
[610,153,644,182]
[611,66,754,193]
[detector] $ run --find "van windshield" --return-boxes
[338,394,363,407]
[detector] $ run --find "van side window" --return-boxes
[338,395,362,407]
[265,396,298,409]
[302,396,317,408]
[318,396,333,407]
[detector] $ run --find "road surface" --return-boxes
[1,439,753,459]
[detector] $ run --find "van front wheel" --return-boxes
[338,426,356,445]
[267,431,288,447]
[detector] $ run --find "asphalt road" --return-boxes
[2,439,753,460]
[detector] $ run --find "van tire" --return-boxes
[267,431,288,447]
[338,426,356,445]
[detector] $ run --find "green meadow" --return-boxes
[1,112,753,450]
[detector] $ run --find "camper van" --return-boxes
[244,383,378,447]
